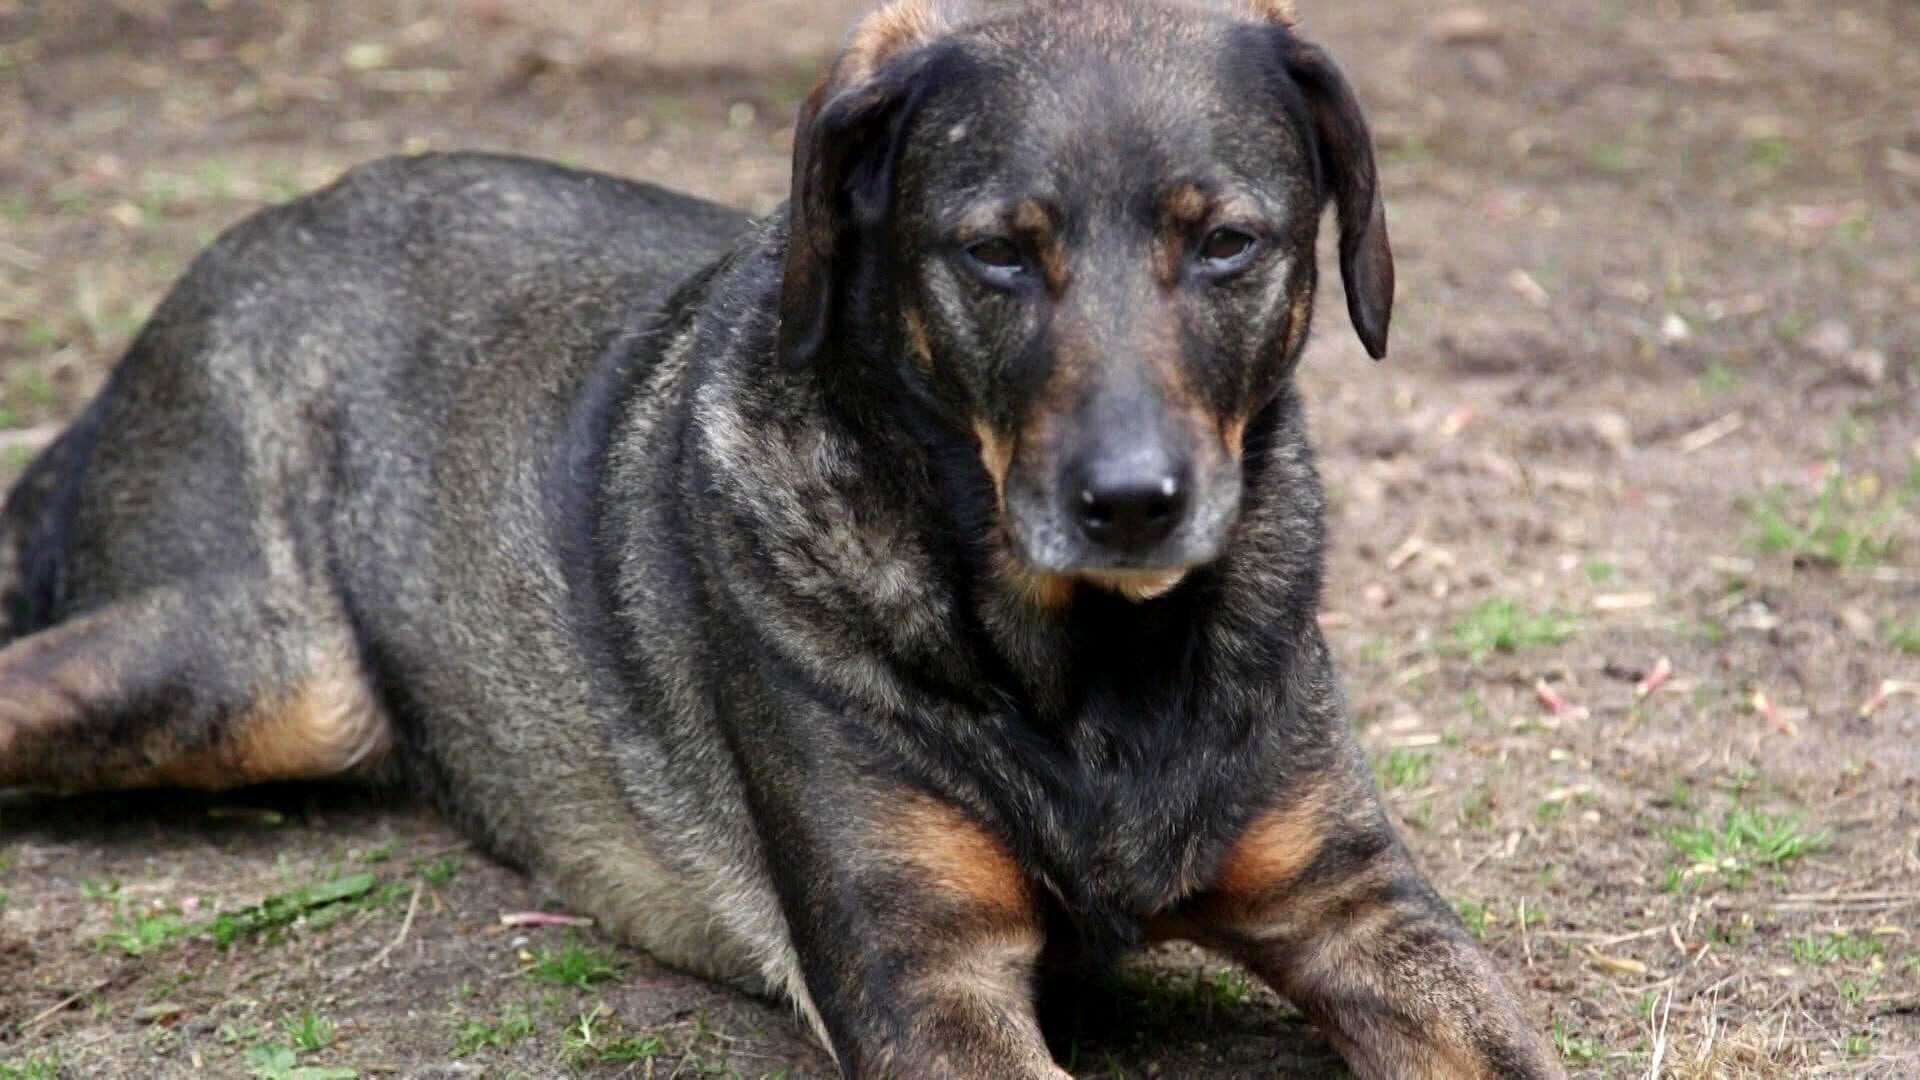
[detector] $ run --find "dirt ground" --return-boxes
[2,0,1917,1076]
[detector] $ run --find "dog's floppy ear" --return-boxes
[779,1,957,367]
[1279,35,1395,360]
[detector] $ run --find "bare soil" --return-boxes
[2,1,1917,1076]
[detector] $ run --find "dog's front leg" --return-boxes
[767,781,1066,1079]
[1178,752,1566,1079]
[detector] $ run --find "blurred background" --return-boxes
[1,1,1916,1077]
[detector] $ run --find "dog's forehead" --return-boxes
[905,8,1309,212]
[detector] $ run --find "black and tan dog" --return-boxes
[0,1,1564,1075]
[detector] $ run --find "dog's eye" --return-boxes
[964,237,1028,282]
[1197,227,1259,271]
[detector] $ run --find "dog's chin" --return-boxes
[997,520,1225,607]
[993,553,1194,609]
[1075,567,1193,602]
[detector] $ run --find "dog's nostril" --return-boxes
[1076,472,1188,548]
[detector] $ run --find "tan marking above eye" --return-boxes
[1165,183,1210,227]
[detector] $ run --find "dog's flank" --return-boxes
[0,1,1560,1076]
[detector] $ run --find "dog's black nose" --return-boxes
[1074,458,1189,551]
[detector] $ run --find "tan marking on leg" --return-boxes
[868,791,1064,1077]
[0,617,119,789]
[0,610,119,755]
[879,792,1033,923]
[0,605,389,793]
[1210,781,1331,911]
[150,636,389,790]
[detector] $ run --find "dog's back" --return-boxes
[3,151,741,641]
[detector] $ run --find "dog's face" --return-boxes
[781,0,1392,602]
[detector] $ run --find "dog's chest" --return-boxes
[984,659,1282,957]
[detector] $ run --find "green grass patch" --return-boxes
[417,855,462,885]
[95,872,384,956]
[1697,362,1740,394]
[1458,788,1495,831]
[1745,471,1907,569]
[80,878,121,900]
[1586,141,1636,174]
[1666,808,1828,887]
[203,872,380,946]
[527,941,623,990]
[1746,136,1792,173]
[563,1005,666,1068]
[242,1043,355,1080]
[1451,599,1575,660]
[9,369,56,410]
[1192,967,1255,1009]
[453,1008,536,1057]
[1375,749,1432,791]
[1454,899,1491,941]
[1889,620,1920,655]
[281,1011,335,1053]
[0,1054,61,1080]
[1552,1019,1603,1064]
[100,910,188,957]
[1792,932,1883,967]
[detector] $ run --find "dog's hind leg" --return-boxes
[0,578,389,793]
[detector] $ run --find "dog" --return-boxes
[0,1,1565,1075]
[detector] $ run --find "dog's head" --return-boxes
[781,0,1392,603]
